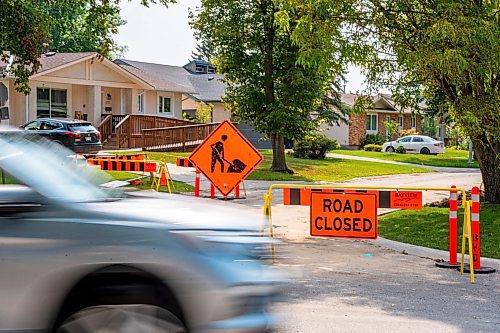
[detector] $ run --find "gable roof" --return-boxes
[27,52,153,89]
[186,74,227,102]
[36,52,96,75]
[340,93,420,114]
[115,59,195,94]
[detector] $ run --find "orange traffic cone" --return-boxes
[160,172,168,186]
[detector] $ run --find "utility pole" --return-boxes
[468,139,473,164]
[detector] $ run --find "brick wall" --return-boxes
[348,114,366,145]
[348,112,423,146]
[378,112,399,138]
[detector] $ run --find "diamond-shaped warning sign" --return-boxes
[189,120,263,197]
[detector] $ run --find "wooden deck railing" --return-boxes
[142,123,220,152]
[97,115,113,143]
[114,114,197,149]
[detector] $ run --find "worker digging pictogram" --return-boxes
[189,120,262,197]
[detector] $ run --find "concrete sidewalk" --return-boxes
[327,152,481,173]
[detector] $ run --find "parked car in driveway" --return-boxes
[382,135,445,154]
[0,129,282,333]
[20,118,102,153]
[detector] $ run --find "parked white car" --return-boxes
[382,135,445,154]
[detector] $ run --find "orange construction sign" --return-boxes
[310,192,378,239]
[390,191,422,210]
[189,120,263,197]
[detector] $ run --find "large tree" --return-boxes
[190,0,353,172]
[42,1,126,58]
[284,1,500,202]
[352,0,500,203]
[0,0,173,95]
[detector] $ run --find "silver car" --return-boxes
[0,130,282,333]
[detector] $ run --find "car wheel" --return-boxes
[386,146,395,153]
[56,304,186,333]
[420,147,431,155]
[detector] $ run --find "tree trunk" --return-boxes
[473,136,500,203]
[271,133,292,173]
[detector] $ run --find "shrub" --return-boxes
[399,128,419,137]
[292,133,339,159]
[360,133,385,147]
[396,146,407,154]
[364,144,382,152]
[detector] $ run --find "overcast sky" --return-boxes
[115,0,367,93]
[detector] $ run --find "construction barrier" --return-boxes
[87,155,175,193]
[87,157,156,172]
[283,188,422,209]
[263,184,481,284]
[176,158,195,168]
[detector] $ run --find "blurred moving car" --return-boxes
[20,118,102,153]
[0,130,282,333]
[382,135,445,154]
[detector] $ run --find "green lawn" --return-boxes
[108,150,431,182]
[379,204,500,259]
[334,149,479,168]
[105,170,193,193]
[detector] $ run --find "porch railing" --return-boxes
[142,123,220,152]
[115,114,194,149]
[97,115,113,143]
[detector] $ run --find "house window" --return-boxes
[366,114,378,132]
[138,93,144,113]
[398,115,403,129]
[37,88,67,118]
[385,115,391,138]
[207,67,215,74]
[158,95,172,114]
[411,115,417,129]
[195,66,204,73]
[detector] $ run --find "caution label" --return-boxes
[310,192,378,239]
[390,191,422,210]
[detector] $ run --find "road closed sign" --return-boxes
[310,192,378,239]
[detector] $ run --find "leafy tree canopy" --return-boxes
[285,0,500,202]
[0,0,174,94]
[191,0,357,172]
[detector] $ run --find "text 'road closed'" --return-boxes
[310,192,378,239]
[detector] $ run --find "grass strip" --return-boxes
[379,204,499,259]
[333,149,479,168]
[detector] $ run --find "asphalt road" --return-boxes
[167,162,499,332]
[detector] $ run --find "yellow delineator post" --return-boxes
[263,184,475,284]
[460,199,475,284]
[151,162,175,193]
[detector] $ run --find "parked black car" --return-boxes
[20,118,102,153]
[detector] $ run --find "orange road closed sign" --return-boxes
[390,191,422,210]
[310,192,378,239]
[189,120,263,197]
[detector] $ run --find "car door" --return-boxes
[411,136,425,153]
[396,136,412,151]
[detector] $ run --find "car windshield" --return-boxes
[68,123,95,132]
[0,129,117,203]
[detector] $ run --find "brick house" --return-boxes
[322,93,423,147]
